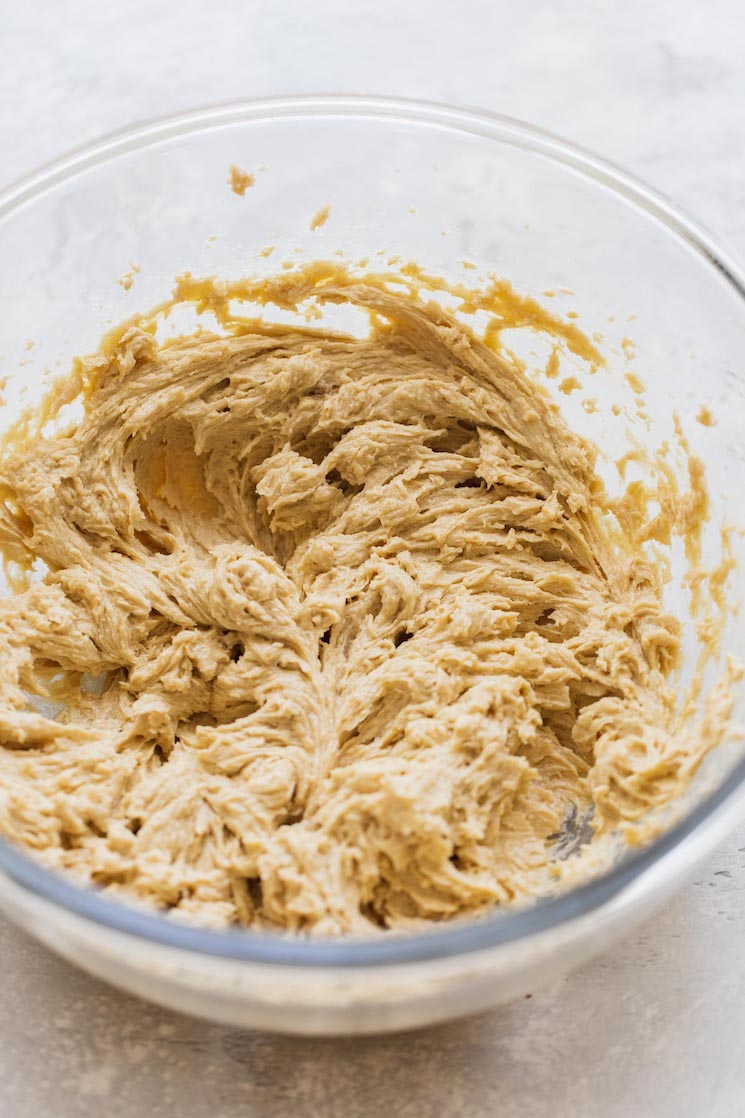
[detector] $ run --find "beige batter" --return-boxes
[0,266,735,934]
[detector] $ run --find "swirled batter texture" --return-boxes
[0,272,725,933]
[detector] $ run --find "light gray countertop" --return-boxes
[2,2,745,1114]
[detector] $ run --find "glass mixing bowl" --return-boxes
[1,96,744,1036]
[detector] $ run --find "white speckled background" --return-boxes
[3,1,745,1114]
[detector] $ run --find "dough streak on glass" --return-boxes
[0,270,733,934]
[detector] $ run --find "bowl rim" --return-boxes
[2,93,745,969]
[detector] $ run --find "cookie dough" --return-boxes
[0,268,733,933]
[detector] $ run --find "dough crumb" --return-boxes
[310,205,331,231]
[625,371,645,395]
[117,264,140,292]
[228,165,255,196]
[559,374,581,394]
[696,404,717,427]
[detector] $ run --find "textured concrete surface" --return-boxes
[2,1,745,1114]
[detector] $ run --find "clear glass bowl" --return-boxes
[1,96,744,1036]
